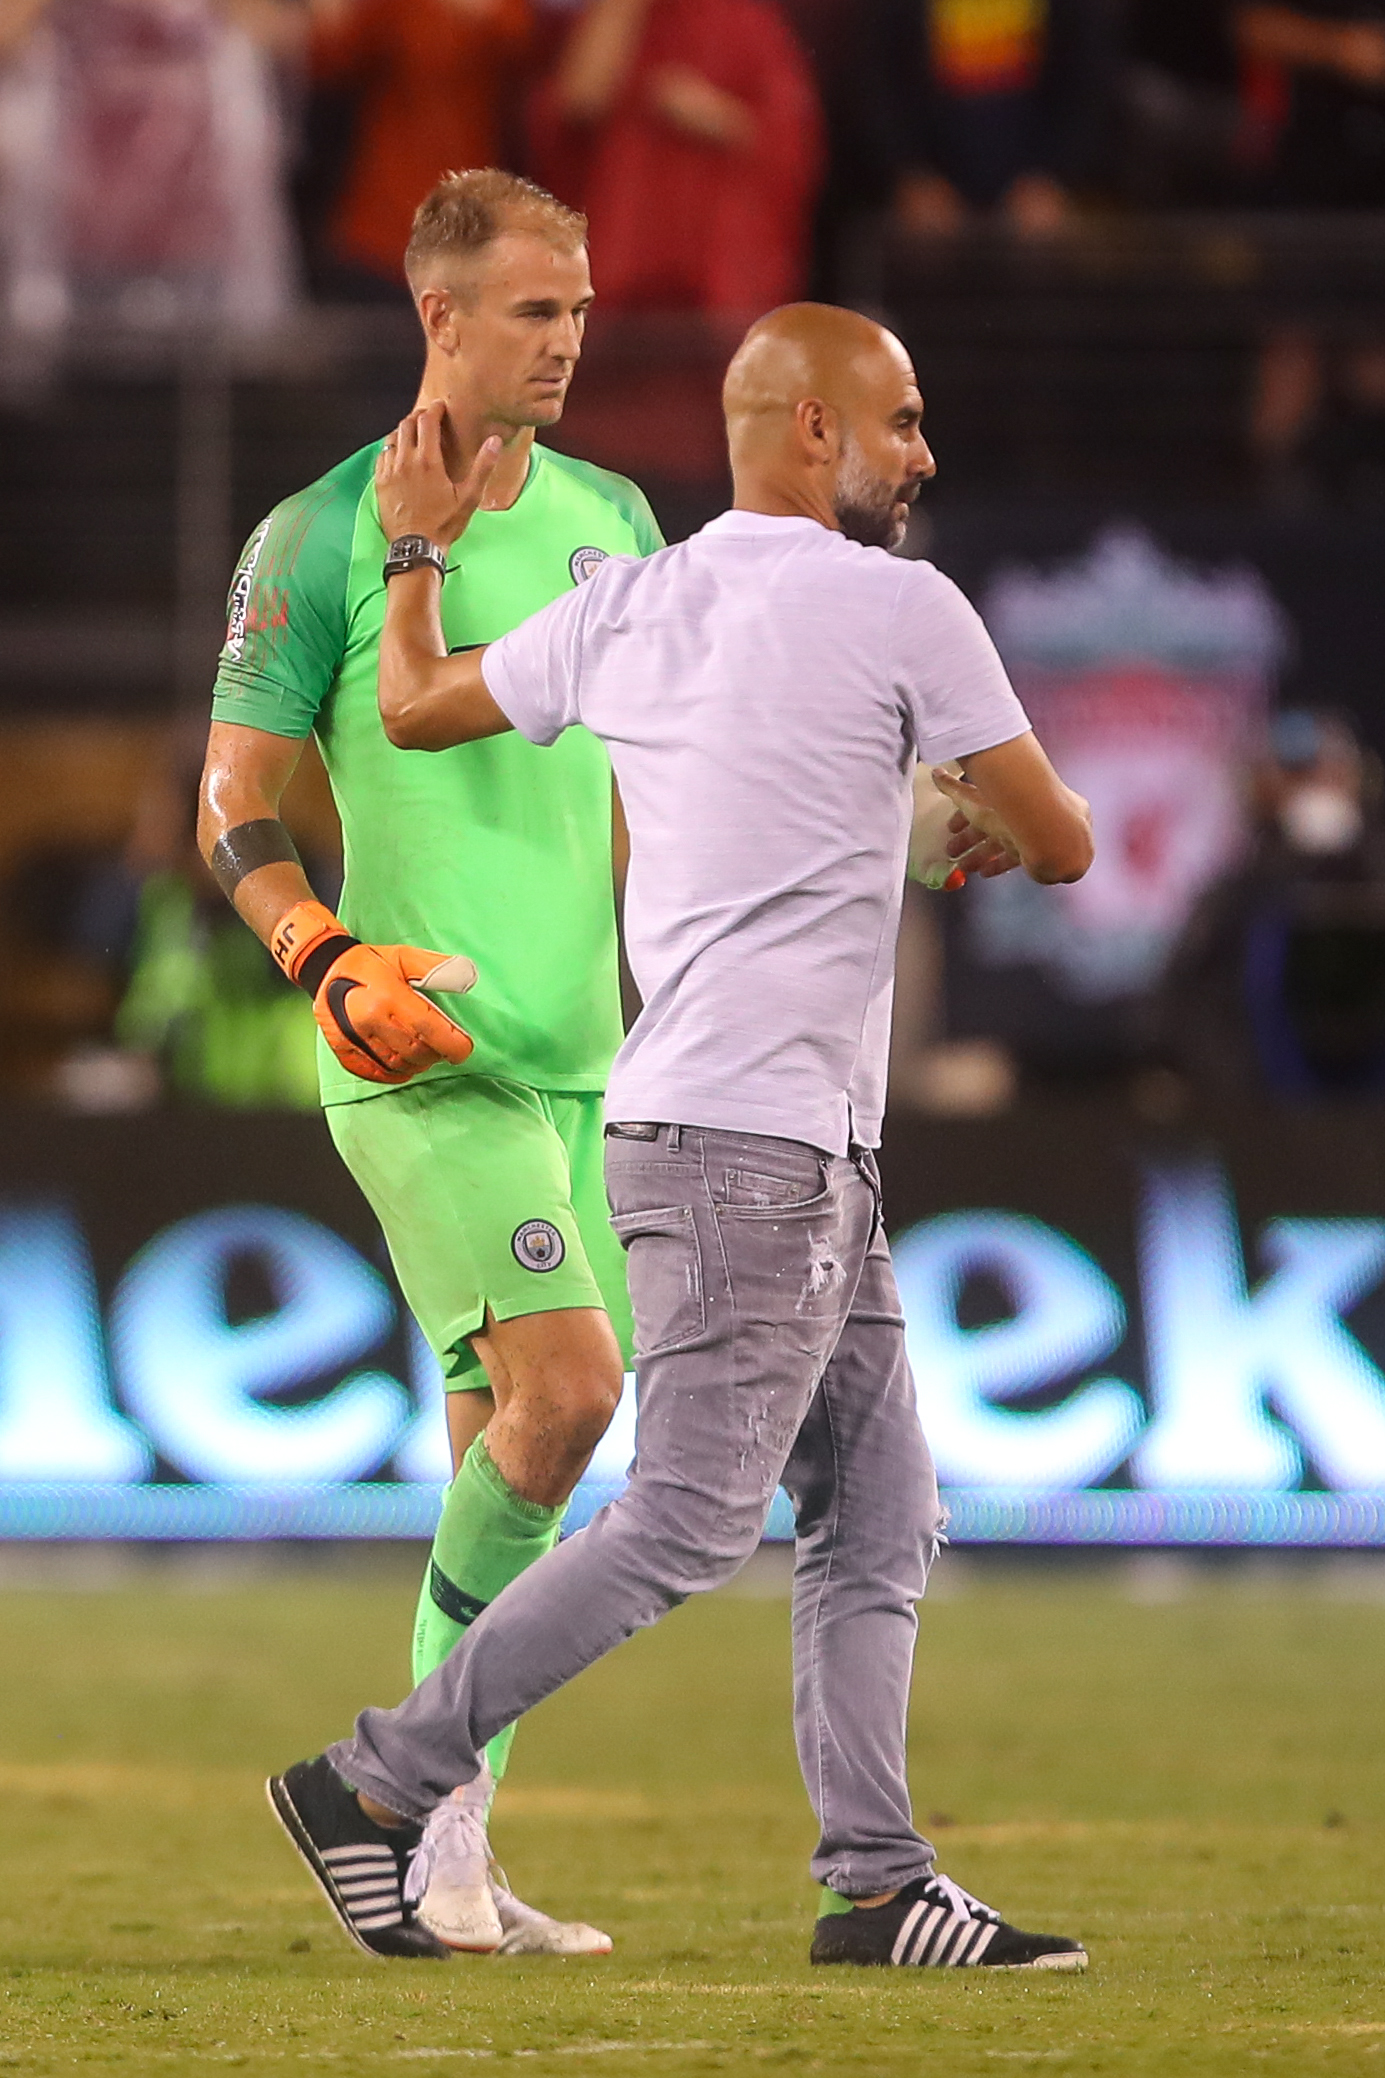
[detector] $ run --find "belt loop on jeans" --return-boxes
[666,1123,683,1150]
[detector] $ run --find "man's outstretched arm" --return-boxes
[375,404,515,751]
[377,572,513,751]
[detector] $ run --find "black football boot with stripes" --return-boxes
[268,1755,450,1959]
[811,1870,1087,1972]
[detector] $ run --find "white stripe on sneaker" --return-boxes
[890,1901,927,1965]
[320,1843,403,1927]
[912,1906,954,1965]
[919,1905,956,1965]
[932,1917,975,1967]
[965,1919,999,1963]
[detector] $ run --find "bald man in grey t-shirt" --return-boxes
[269,305,1094,1974]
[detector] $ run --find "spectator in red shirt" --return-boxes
[309,0,533,294]
[531,0,823,322]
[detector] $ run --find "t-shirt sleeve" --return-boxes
[480,578,591,746]
[209,480,353,739]
[889,561,1031,764]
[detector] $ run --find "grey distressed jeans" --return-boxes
[329,1123,943,1897]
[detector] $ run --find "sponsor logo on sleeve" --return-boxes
[569,546,609,586]
[511,1219,567,1272]
[224,517,272,661]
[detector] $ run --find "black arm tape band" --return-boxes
[210,818,303,899]
[296,933,360,999]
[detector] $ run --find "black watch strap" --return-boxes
[383,535,449,582]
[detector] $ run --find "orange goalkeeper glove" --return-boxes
[270,900,477,1087]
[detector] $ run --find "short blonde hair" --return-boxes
[404,168,587,287]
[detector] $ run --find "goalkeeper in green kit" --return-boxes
[197,170,661,1959]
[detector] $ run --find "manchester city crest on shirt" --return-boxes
[512,1219,566,1272]
[569,546,608,586]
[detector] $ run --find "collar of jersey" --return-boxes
[378,439,541,525]
[701,510,829,538]
[471,443,541,516]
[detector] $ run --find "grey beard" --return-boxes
[835,499,905,551]
[833,448,906,550]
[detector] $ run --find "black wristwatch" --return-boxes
[383,535,449,582]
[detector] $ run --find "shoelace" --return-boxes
[926,1872,1001,1925]
[403,1795,491,1907]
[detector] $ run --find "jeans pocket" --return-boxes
[609,1203,707,1355]
[721,1163,829,1210]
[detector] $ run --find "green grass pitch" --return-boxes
[2,1551,1385,2076]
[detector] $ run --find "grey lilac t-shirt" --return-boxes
[482,509,1029,1153]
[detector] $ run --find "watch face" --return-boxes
[384,537,445,579]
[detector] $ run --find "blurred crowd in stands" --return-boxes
[4,0,1385,340]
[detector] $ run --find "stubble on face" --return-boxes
[832,434,917,550]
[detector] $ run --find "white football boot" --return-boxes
[405,1769,614,1957]
[489,1867,614,1957]
[405,1774,503,1953]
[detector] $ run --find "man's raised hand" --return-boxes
[375,401,504,548]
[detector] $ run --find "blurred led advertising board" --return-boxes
[4,1104,1385,1545]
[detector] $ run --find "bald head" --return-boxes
[724,303,912,423]
[722,304,936,549]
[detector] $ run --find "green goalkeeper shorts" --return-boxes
[327,1074,632,1390]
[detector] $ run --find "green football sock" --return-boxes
[412,1431,565,1788]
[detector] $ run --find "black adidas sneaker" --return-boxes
[268,1755,450,1959]
[810,1871,1087,1972]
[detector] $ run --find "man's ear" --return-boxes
[793,396,839,466]
[416,285,462,355]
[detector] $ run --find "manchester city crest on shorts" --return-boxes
[512,1219,566,1272]
[569,546,608,586]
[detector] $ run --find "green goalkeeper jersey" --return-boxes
[210,438,663,1107]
